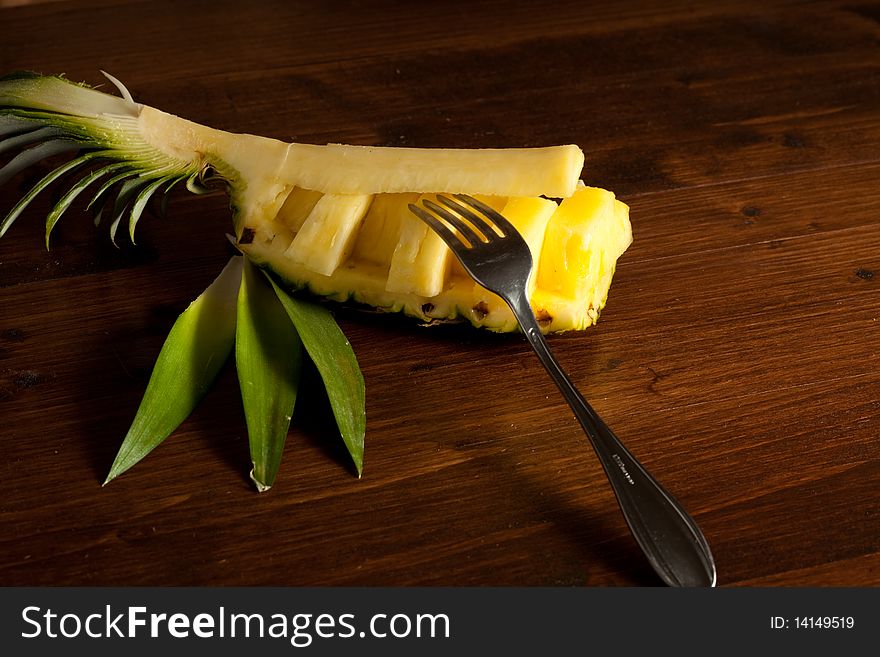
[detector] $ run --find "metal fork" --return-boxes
[409,194,716,587]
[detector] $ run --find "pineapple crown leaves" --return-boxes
[104,255,365,491]
[0,71,212,247]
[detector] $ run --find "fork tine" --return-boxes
[422,198,484,247]
[408,203,469,253]
[454,193,519,238]
[436,195,501,241]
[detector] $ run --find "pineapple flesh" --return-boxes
[0,72,632,332]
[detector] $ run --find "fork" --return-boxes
[409,194,716,587]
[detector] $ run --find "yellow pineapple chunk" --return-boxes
[538,185,615,299]
[350,192,418,269]
[276,186,323,232]
[284,192,373,276]
[467,196,558,327]
[385,194,452,297]
[530,186,632,331]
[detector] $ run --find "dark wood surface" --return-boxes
[1,0,879,587]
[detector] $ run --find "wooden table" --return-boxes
[1,0,878,587]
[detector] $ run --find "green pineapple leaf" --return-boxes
[236,258,303,492]
[104,256,242,484]
[266,273,366,476]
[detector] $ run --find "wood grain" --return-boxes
[1,0,879,587]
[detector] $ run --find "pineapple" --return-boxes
[0,72,632,333]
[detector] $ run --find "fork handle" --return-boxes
[509,296,716,587]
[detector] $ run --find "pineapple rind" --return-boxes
[248,254,611,333]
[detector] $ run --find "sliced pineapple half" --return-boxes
[0,72,632,332]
